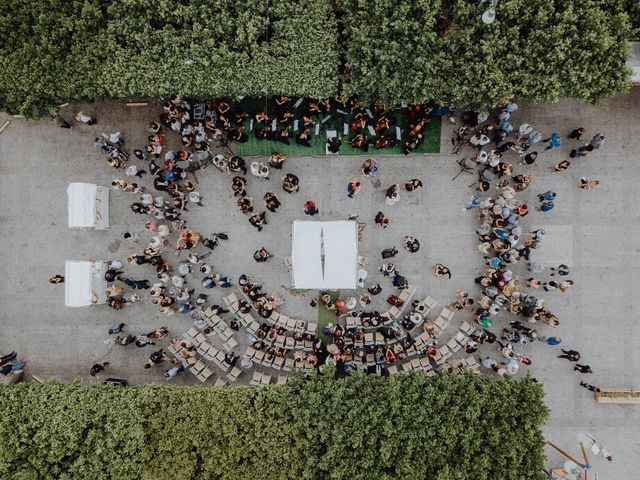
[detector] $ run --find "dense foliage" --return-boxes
[0,0,632,115]
[0,373,548,480]
[0,0,338,115]
[340,0,632,107]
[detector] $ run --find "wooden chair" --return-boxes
[446,337,461,353]
[440,307,454,321]
[186,327,199,338]
[197,367,214,383]
[272,357,285,370]
[459,320,475,335]
[223,337,238,352]
[227,366,242,382]
[249,371,262,386]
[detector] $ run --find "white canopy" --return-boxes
[64,260,108,307]
[291,220,358,289]
[629,42,640,83]
[67,183,109,229]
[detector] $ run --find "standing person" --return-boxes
[550,264,570,276]
[404,236,420,253]
[361,158,379,178]
[574,364,593,374]
[51,115,72,129]
[385,184,400,206]
[165,365,184,381]
[521,151,538,166]
[579,178,599,190]
[375,211,389,228]
[590,132,605,149]
[303,200,319,216]
[268,152,286,169]
[126,164,146,177]
[89,362,110,376]
[567,127,586,140]
[144,349,167,369]
[102,131,123,147]
[253,247,273,263]
[542,133,562,151]
[580,381,600,393]
[404,178,423,192]
[264,192,281,213]
[248,211,268,232]
[75,111,97,125]
[432,263,451,278]
[541,336,562,345]
[282,174,299,193]
[558,349,581,361]
[570,144,594,158]
[188,191,204,206]
[108,323,125,335]
[347,179,361,198]
[250,161,270,179]
[553,160,571,172]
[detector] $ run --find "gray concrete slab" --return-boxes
[1,90,640,476]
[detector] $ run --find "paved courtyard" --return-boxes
[1,89,640,477]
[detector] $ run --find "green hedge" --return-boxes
[340,0,631,107]
[0,373,548,480]
[0,0,338,115]
[0,0,631,115]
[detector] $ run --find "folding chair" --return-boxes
[434,316,448,331]
[220,327,233,341]
[223,337,238,353]
[249,371,262,386]
[272,356,285,370]
[446,337,461,353]
[197,367,214,383]
[260,373,272,385]
[223,293,239,306]
[459,320,475,335]
[386,364,398,375]
[283,357,295,371]
[436,345,450,365]
[440,307,455,321]
[186,327,199,338]
[420,356,432,371]
[398,288,412,303]
[253,350,265,364]
[388,306,401,319]
[214,377,228,387]
[454,331,468,347]
[423,296,437,311]
[286,318,297,331]
[465,356,480,369]
[375,332,385,345]
[276,375,288,385]
[276,315,288,329]
[401,361,414,372]
[190,361,206,375]
[247,321,260,336]
[364,332,374,346]
[227,366,242,382]
[410,358,421,370]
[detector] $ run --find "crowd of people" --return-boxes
[460,101,604,388]
[38,96,608,393]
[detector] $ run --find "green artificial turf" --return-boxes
[317,290,340,344]
[232,98,441,157]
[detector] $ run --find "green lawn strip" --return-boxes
[317,290,340,343]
